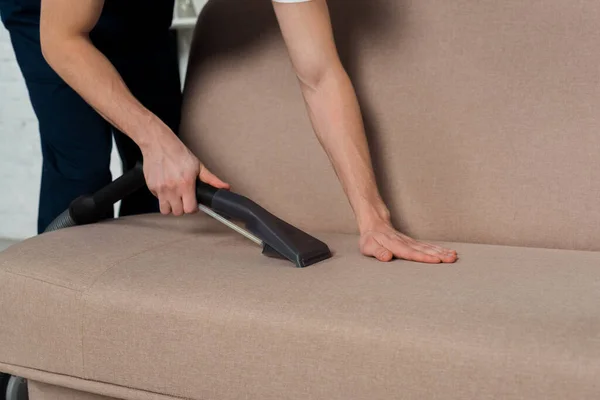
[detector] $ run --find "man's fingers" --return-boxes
[181,181,199,214]
[437,245,458,256]
[400,234,457,259]
[418,241,455,255]
[162,190,183,217]
[199,166,230,190]
[157,183,198,216]
[413,243,444,257]
[383,238,441,264]
[403,248,442,264]
[436,250,458,263]
[170,196,184,217]
[374,246,394,262]
[413,243,457,263]
[159,196,171,215]
[362,238,393,262]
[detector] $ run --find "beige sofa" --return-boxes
[2,0,600,399]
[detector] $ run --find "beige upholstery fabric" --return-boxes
[28,381,118,400]
[182,0,600,251]
[2,214,600,399]
[1,1,600,399]
[0,217,204,376]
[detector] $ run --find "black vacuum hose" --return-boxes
[44,163,147,233]
[44,208,77,232]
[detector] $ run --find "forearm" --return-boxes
[40,34,172,150]
[300,65,390,231]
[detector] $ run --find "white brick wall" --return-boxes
[1,24,44,239]
[0,24,121,239]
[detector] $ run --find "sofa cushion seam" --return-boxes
[0,269,83,292]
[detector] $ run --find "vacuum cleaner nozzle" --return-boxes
[211,189,331,268]
[196,181,332,268]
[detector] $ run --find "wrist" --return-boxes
[134,113,177,155]
[356,202,392,234]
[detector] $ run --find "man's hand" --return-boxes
[141,129,230,216]
[360,220,458,264]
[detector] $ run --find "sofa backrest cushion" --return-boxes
[181,0,600,251]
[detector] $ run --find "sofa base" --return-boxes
[28,381,116,400]
[0,363,181,400]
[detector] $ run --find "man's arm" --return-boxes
[272,0,457,263]
[40,0,229,216]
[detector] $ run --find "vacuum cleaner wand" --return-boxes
[45,163,332,268]
[198,204,264,246]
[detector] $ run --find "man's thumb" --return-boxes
[199,166,230,190]
[361,237,393,262]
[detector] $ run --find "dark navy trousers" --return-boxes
[0,0,182,233]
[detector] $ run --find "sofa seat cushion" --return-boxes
[1,213,599,400]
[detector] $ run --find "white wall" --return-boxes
[0,25,40,239]
[0,1,204,240]
[0,25,122,239]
